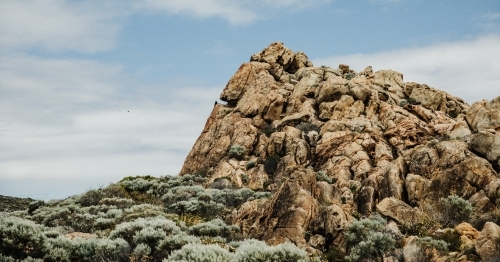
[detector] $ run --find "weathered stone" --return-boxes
[466,95,500,132]
[469,130,500,168]
[475,222,500,261]
[376,197,428,225]
[179,42,500,254]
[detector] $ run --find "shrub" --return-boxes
[188,219,240,238]
[344,215,397,262]
[0,254,43,262]
[261,124,276,137]
[156,233,200,257]
[120,178,155,192]
[398,219,437,237]
[109,217,181,245]
[164,243,235,262]
[28,200,44,215]
[316,171,332,184]
[247,192,271,201]
[241,173,250,184]
[99,197,135,209]
[233,239,313,262]
[415,237,449,262]
[246,161,257,170]
[131,243,152,261]
[229,144,246,160]
[264,154,280,175]
[438,195,472,227]
[295,122,320,133]
[93,238,130,262]
[0,216,47,259]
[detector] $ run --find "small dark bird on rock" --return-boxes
[214,101,218,107]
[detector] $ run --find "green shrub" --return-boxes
[0,216,47,259]
[131,243,151,261]
[233,239,314,262]
[264,154,280,175]
[229,144,246,160]
[398,219,437,237]
[438,195,472,227]
[164,243,235,262]
[433,229,461,252]
[28,200,44,215]
[93,238,130,262]
[261,124,276,137]
[0,254,43,262]
[246,161,257,170]
[188,219,240,238]
[241,173,250,184]
[295,122,320,133]
[415,237,449,262]
[316,171,332,184]
[344,215,397,262]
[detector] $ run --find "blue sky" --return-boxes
[1,0,499,200]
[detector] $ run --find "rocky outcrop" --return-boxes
[475,222,500,261]
[179,42,500,258]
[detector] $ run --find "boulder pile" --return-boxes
[180,42,500,260]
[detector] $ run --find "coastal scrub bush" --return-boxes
[164,243,235,262]
[233,239,313,262]
[228,144,246,160]
[188,219,240,238]
[316,171,332,184]
[415,237,449,262]
[295,122,320,133]
[246,161,257,170]
[261,124,276,137]
[344,215,397,262]
[0,254,43,262]
[28,200,44,215]
[109,216,181,245]
[0,216,47,259]
[264,154,280,175]
[438,195,472,227]
[99,197,135,209]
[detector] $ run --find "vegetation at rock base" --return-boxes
[0,195,36,213]
[0,174,309,262]
[228,144,247,161]
[344,215,398,262]
[4,42,500,261]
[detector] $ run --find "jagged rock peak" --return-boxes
[179,42,500,259]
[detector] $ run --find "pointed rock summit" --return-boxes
[179,42,500,257]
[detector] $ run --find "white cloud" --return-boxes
[0,0,125,53]
[313,34,500,104]
[0,0,331,53]
[135,0,331,25]
[136,0,256,25]
[0,54,220,200]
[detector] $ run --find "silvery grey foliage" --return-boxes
[344,215,397,262]
[228,144,247,160]
[0,216,47,259]
[164,243,235,262]
[0,254,43,262]
[188,218,240,238]
[232,239,314,262]
[438,194,473,227]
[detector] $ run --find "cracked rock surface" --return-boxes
[179,42,500,259]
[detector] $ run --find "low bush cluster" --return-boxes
[344,215,398,262]
[228,144,247,160]
[438,194,473,227]
[0,174,287,262]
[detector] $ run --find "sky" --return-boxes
[1,0,499,200]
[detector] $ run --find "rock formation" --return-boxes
[179,42,500,260]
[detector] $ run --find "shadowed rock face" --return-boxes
[179,42,500,256]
